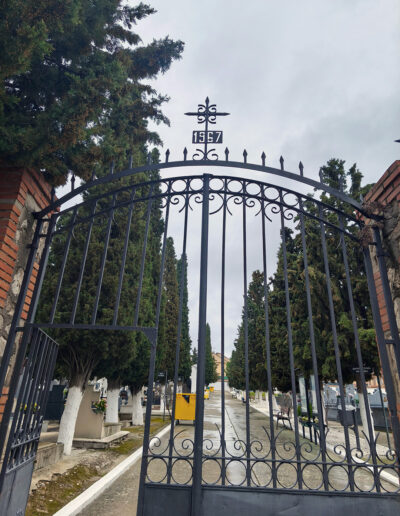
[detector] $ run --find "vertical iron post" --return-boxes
[191,174,210,516]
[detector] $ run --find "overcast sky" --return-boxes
[136,0,400,357]
[58,1,400,358]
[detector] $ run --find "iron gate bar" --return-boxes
[70,200,98,324]
[113,186,137,325]
[279,194,302,489]
[137,186,172,514]
[191,174,210,516]
[0,328,58,493]
[91,190,118,324]
[338,212,380,491]
[42,173,364,241]
[242,189,251,487]
[167,189,190,484]
[220,186,227,486]
[318,205,355,490]
[0,212,56,465]
[261,198,277,488]
[373,227,400,374]
[49,205,78,323]
[34,159,374,220]
[297,199,329,490]
[363,248,400,469]
[134,186,155,327]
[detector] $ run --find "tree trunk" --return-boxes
[320,388,328,427]
[58,384,84,455]
[106,386,120,424]
[357,379,375,442]
[160,385,165,412]
[132,389,143,426]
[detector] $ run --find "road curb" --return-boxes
[53,423,171,516]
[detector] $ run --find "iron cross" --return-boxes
[185,97,230,160]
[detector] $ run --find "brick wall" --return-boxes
[0,168,52,358]
[0,168,53,422]
[364,159,400,421]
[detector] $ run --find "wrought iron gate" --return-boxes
[0,100,399,515]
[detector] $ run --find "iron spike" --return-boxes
[279,156,284,171]
[110,161,115,175]
[225,147,229,161]
[261,152,266,167]
[183,147,188,161]
[243,149,248,163]
[91,169,96,181]
[165,149,170,163]
[71,174,75,191]
[339,175,344,191]
[299,161,304,177]
[319,168,323,182]
[147,153,151,165]
[51,187,55,203]
[128,153,133,169]
[359,193,364,203]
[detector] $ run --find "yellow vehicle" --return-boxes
[209,386,214,392]
[175,393,196,424]
[204,390,210,400]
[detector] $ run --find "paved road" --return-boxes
[79,391,397,515]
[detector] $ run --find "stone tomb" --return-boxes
[73,385,128,448]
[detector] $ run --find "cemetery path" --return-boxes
[78,390,397,516]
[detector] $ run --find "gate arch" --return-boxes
[0,157,399,515]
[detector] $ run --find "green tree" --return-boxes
[205,323,218,385]
[0,1,184,184]
[177,254,192,384]
[229,159,378,399]
[159,237,179,378]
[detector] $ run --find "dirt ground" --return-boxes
[26,417,169,516]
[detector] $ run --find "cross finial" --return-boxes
[185,97,230,160]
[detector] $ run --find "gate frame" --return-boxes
[0,156,399,516]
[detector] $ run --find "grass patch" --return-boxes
[110,416,170,455]
[26,464,100,516]
[26,416,171,514]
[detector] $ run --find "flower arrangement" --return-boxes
[91,399,106,414]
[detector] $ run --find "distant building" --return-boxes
[212,352,230,381]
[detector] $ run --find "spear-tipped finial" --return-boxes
[110,161,115,175]
[146,153,152,165]
[243,149,248,163]
[165,149,170,163]
[338,175,344,191]
[279,156,284,171]
[225,147,229,161]
[359,192,364,203]
[51,187,55,203]
[319,168,323,182]
[261,152,266,167]
[183,147,188,161]
[128,153,133,169]
[71,174,75,191]
[91,168,96,181]
[299,162,304,177]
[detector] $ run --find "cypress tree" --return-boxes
[177,254,192,385]
[0,2,184,184]
[205,323,218,386]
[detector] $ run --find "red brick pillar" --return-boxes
[0,169,53,419]
[364,160,400,425]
